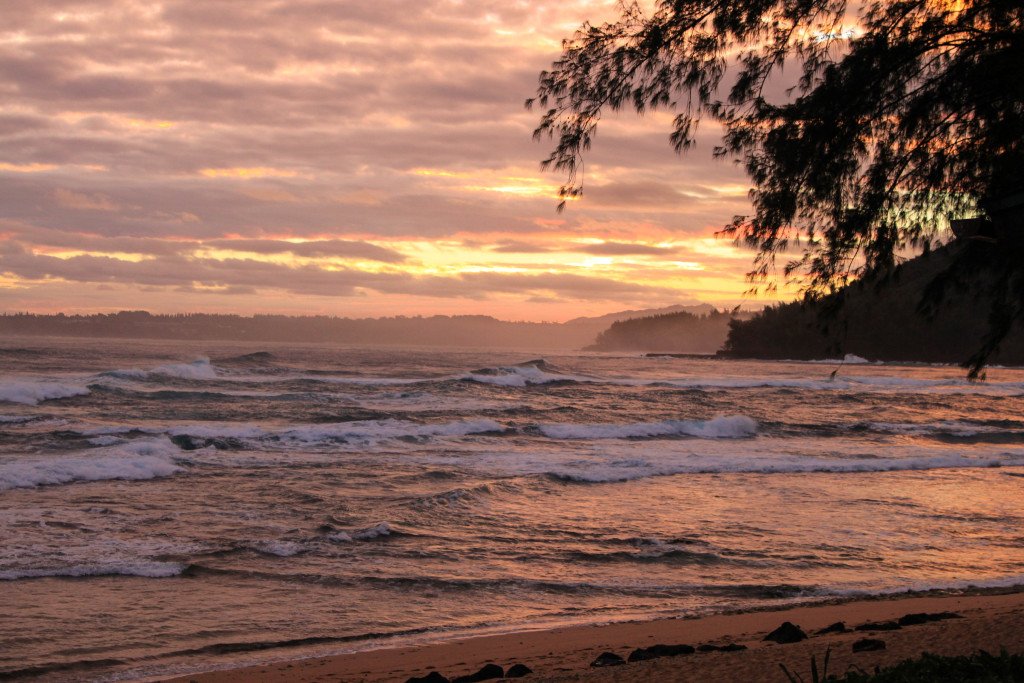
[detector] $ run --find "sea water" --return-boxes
[2,338,1023,681]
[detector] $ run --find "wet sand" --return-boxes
[162,588,1024,682]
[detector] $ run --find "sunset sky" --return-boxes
[0,0,794,321]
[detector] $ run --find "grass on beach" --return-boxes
[783,648,1024,683]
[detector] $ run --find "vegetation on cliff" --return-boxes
[723,246,1024,368]
[586,309,749,353]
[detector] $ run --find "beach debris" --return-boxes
[852,638,886,652]
[855,620,902,631]
[589,652,626,667]
[817,621,850,634]
[628,644,695,661]
[405,672,450,683]
[897,611,964,626]
[764,622,808,644]
[504,663,533,678]
[452,663,504,682]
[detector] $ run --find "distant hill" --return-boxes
[584,309,753,353]
[565,303,717,328]
[563,304,723,349]
[0,305,731,351]
[721,245,1024,366]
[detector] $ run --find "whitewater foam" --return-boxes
[250,541,306,557]
[0,381,90,405]
[862,420,1005,437]
[102,358,219,381]
[454,438,1024,483]
[0,438,184,490]
[0,561,186,580]
[826,574,1024,598]
[612,374,1024,396]
[461,364,587,387]
[352,522,392,539]
[806,354,873,365]
[167,418,506,448]
[326,522,391,543]
[539,415,757,440]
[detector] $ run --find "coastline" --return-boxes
[161,587,1024,683]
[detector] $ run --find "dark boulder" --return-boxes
[628,644,696,661]
[696,642,748,652]
[649,644,695,656]
[505,663,533,678]
[763,622,808,644]
[589,652,626,667]
[852,638,886,652]
[719,643,748,652]
[897,613,929,626]
[405,672,450,683]
[898,611,963,626]
[817,621,849,635]
[855,621,901,632]
[627,648,657,662]
[452,663,503,683]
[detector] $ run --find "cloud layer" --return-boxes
[0,0,777,319]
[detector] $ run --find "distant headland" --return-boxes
[0,304,737,351]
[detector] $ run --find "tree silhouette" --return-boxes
[529,0,1023,375]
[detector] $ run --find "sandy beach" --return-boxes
[162,588,1024,683]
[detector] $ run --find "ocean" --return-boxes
[2,337,1023,682]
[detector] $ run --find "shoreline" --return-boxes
[160,587,1024,683]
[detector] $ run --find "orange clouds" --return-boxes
[0,0,786,320]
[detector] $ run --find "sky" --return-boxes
[0,0,795,322]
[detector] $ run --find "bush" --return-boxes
[784,648,1024,682]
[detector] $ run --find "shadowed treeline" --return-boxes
[0,312,580,349]
[0,306,719,351]
[585,309,754,353]
[2,305,737,350]
[723,246,1024,367]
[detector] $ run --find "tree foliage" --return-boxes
[529,0,1023,373]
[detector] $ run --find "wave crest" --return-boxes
[0,438,183,490]
[0,381,90,405]
[0,561,186,580]
[539,415,757,440]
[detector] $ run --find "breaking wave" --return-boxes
[100,358,219,381]
[461,360,587,387]
[0,438,183,490]
[0,381,90,405]
[538,415,757,439]
[167,418,506,450]
[0,561,187,581]
[542,451,1024,483]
